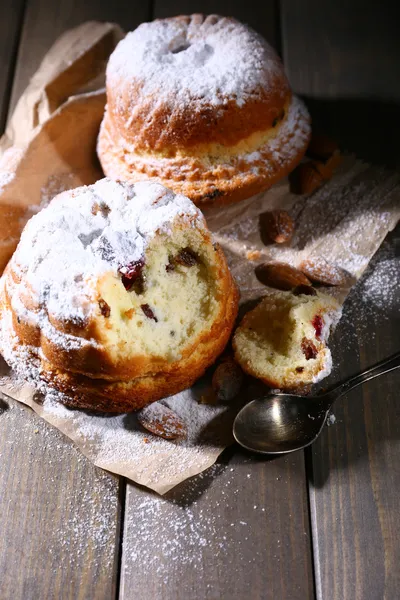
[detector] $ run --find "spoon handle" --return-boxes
[325,350,400,404]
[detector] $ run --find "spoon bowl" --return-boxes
[233,351,400,455]
[233,394,328,454]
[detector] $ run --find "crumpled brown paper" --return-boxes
[0,22,399,494]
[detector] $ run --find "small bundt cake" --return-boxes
[97,14,311,206]
[233,288,341,390]
[0,179,238,412]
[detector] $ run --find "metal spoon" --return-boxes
[233,351,400,455]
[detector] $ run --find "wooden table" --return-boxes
[0,1,399,598]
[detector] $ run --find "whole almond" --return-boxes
[260,210,294,244]
[299,258,349,286]
[289,162,325,195]
[212,359,243,401]
[137,403,187,440]
[255,262,312,291]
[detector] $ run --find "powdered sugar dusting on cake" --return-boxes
[1,179,203,352]
[108,15,284,109]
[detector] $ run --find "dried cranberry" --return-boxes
[119,259,144,291]
[312,315,324,339]
[141,304,158,322]
[301,338,318,361]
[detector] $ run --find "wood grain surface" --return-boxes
[0,397,122,600]
[281,0,400,167]
[120,450,315,600]
[282,3,400,598]
[0,1,149,598]
[307,229,400,600]
[119,3,314,599]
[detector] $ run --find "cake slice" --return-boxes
[233,288,341,390]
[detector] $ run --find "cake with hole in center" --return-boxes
[0,179,239,412]
[97,14,311,205]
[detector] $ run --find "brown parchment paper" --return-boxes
[0,23,399,494]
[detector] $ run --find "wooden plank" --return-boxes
[120,0,314,600]
[281,0,400,100]
[282,3,400,597]
[307,229,400,600]
[120,3,314,599]
[0,0,25,132]
[9,0,151,115]
[120,450,315,600]
[280,0,400,167]
[154,1,279,50]
[0,397,122,599]
[0,1,150,598]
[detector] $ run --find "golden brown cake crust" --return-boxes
[0,179,239,413]
[97,14,311,205]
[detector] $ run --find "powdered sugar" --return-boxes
[0,364,237,494]
[1,179,203,353]
[108,15,284,109]
[0,397,119,572]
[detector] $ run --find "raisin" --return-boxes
[296,366,305,373]
[301,338,318,360]
[141,304,158,322]
[98,298,111,317]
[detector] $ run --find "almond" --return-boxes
[137,403,187,440]
[212,359,243,401]
[255,262,312,291]
[260,210,294,244]
[299,258,349,286]
[289,162,325,195]
[307,134,339,161]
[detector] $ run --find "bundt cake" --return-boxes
[0,179,239,412]
[233,288,341,390]
[97,14,311,206]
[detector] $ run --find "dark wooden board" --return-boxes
[0,398,122,600]
[282,4,400,597]
[307,229,400,600]
[280,0,400,167]
[120,450,314,600]
[281,0,400,100]
[154,0,279,50]
[0,0,25,132]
